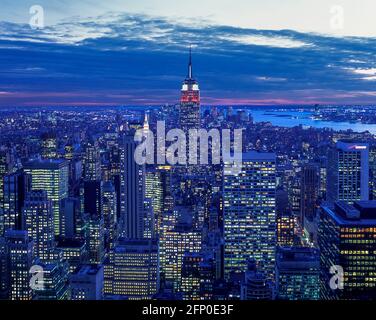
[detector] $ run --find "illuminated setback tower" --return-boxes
[180,47,201,133]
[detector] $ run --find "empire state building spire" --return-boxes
[180,46,201,133]
[188,45,193,79]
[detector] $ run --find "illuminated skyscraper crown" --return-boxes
[181,46,200,102]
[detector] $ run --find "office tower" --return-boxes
[103,181,118,249]
[143,198,155,239]
[108,144,121,179]
[158,166,173,234]
[327,141,369,203]
[103,239,159,300]
[181,252,216,301]
[370,145,376,200]
[0,148,13,236]
[113,174,121,220]
[276,246,320,300]
[179,47,201,133]
[300,163,319,227]
[0,237,9,299]
[23,190,55,262]
[60,197,80,239]
[24,159,69,236]
[2,171,31,234]
[206,221,224,282]
[320,201,376,300]
[83,180,103,217]
[70,264,104,300]
[120,135,145,239]
[84,140,101,181]
[41,132,57,159]
[69,159,83,191]
[223,152,276,280]
[0,149,9,206]
[161,212,202,292]
[5,230,35,300]
[56,238,87,273]
[319,157,327,199]
[276,189,289,216]
[288,177,301,217]
[240,260,274,300]
[87,215,105,264]
[198,254,217,300]
[276,212,295,246]
[181,253,203,300]
[146,169,163,234]
[34,261,69,300]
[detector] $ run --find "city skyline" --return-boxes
[2,1,376,306]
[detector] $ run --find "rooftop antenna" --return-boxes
[188,45,193,79]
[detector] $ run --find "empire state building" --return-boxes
[179,47,201,133]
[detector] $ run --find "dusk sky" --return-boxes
[1,0,376,106]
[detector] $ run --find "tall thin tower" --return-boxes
[180,46,201,133]
[120,135,146,239]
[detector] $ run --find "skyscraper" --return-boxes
[84,140,101,181]
[83,180,103,218]
[145,168,167,236]
[23,190,55,262]
[161,221,202,293]
[0,237,9,299]
[102,181,118,249]
[70,264,104,300]
[2,171,31,234]
[59,197,80,239]
[5,230,35,300]
[276,212,295,246]
[300,163,320,244]
[276,246,320,300]
[87,215,105,264]
[300,163,319,226]
[320,201,376,300]
[24,159,69,236]
[103,239,159,300]
[224,152,276,280]
[33,260,69,300]
[240,260,275,300]
[41,132,58,159]
[0,148,13,236]
[145,170,162,216]
[120,135,145,239]
[179,47,201,133]
[327,141,369,203]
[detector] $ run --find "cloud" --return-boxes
[348,68,376,81]
[0,12,376,106]
[219,35,311,48]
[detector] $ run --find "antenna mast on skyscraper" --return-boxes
[188,45,193,79]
